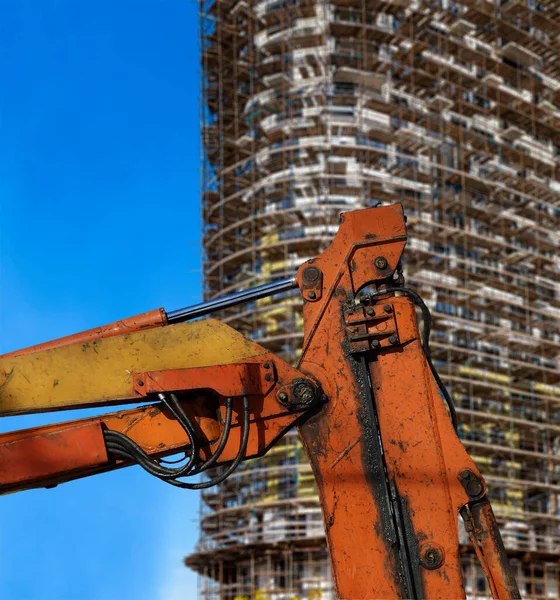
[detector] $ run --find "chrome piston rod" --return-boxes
[166,277,298,324]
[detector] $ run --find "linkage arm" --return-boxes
[0,319,322,494]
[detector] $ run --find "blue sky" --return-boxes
[0,1,201,598]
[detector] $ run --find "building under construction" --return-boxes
[186,0,560,597]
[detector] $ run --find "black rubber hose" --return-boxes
[158,393,200,476]
[103,392,201,479]
[190,397,233,475]
[163,395,251,490]
[104,430,180,477]
[103,396,243,488]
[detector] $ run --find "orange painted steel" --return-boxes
[297,205,411,598]
[133,363,277,399]
[2,308,167,358]
[0,204,519,598]
[366,298,483,598]
[296,205,519,599]
[0,422,108,491]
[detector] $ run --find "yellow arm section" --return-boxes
[0,318,267,416]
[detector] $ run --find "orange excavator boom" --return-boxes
[0,205,520,599]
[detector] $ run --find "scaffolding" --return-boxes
[188,0,560,597]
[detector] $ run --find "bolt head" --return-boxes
[424,549,440,566]
[294,384,313,403]
[383,304,392,313]
[366,307,374,316]
[467,479,483,497]
[389,335,398,345]
[375,256,388,269]
[460,470,471,480]
[303,266,321,284]
[265,373,273,382]
[307,290,317,300]
[291,380,318,406]
[137,380,144,387]
[420,545,444,570]
[371,339,380,348]
[278,392,288,402]
[264,362,271,369]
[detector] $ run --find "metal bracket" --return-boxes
[344,302,399,353]
[133,362,277,398]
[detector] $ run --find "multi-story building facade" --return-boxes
[187,0,560,597]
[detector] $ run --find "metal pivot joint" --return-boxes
[301,265,323,302]
[459,469,485,499]
[276,378,323,409]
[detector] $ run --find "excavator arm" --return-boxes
[0,204,520,599]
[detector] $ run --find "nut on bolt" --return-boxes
[467,479,483,497]
[374,256,388,270]
[277,379,321,408]
[292,380,318,405]
[459,469,484,498]
[420,545,444,570]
